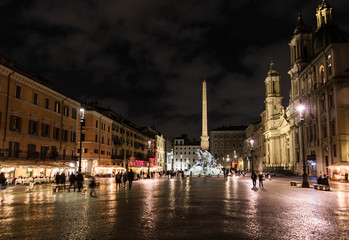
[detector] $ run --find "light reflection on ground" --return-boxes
[0,176,348,239]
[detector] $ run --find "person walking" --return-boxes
[122,171,128,188]
[115,172,122,189]
[76,172,84,192]
[69,173,76,192]
[251,171,257,187]
[55,172,61,185]
[258,172,264,188]
[61,172,66,189]
[89,177,97,197]
[128,169,135,189]
[0,172,6,202]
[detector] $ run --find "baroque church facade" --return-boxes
[247,0,349,178]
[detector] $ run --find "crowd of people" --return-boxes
[115,169,135,190]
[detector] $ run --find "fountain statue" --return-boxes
[187,150,223,176]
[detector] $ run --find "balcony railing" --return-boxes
[0,150,76,161]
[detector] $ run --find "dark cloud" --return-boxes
[1,0,349,139]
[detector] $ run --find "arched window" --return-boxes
[319,65,325,83]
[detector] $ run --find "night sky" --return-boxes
[1,0,349,139]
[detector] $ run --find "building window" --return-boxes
[102,136,104,144]
[33,93,38,105]
[72,108,77,119]
[63,130,68,141]
[64,106,69,117]
[319,65,325,84]
[95,135,98,142]
[333,144,337,157]
[96,120,98,128]
[331,122,335,136]
[71,132,76,142]
[55,101,61,113]
[94,149,99,154]
[9,142,20,157]
[28,120,38,135]
[15,85,21,99]
[328,63,332,76]
[81,133,85,141]
[27,144,36,159]
[45,98,50,109]
[10,115,22,132]
[42,124,50,138]
[53,127,60,140]
[40,146,49,160]
[101,150,105,155]
[51,146,58,159]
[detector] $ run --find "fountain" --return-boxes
[187,150,223,176]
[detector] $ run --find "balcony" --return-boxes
[0,150,76,161]
[111,155,124,160]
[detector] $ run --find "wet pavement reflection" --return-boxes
[0,176,349,239]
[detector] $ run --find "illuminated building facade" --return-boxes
[0,56,80,178]
[79,104,162,175]
[209,126,247,169]
[173,137,200,171]
[246,0,349,178]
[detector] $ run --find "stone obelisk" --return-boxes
[201,79,209,151]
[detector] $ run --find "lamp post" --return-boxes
[180,154,183,171]
[250,139,254,173]
[79,108,85,173]
[297,104,310,188]
[148,140,151,174]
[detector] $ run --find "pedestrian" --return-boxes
[128,169,135,189]
[29,179,35,192]
[0,172,6,202]
[89,177,97,197]
[258,172,264,188]
[317,175,323,184]
[69,173,76,192]
[55,173,61,185]
[76,172,84,192]
[322,174,329,186]
[345,173,348,182]
[115,172,122,189]
[61,172,66,186]
[251,171,257,187]
[122,171,128,188]
[181,171,184,179]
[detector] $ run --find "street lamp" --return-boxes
[297,104,310,188]
[79,108,85,173]
[148,140,151,174]
[180,154,183,171]
[250,139,254,173]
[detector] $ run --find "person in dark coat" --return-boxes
[69,173,76,191]
[115,172,122,189]
[61,172,66,186]
[322,174,329,186]
[317,175,322,184]
[128,169,135,189]
[122,172,128,188]
[89,177,97,197]
[0,172,6,202]
[55,173,61,185]
[76,172,84,192]
[251,171,257,187]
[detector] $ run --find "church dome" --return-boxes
[314,23,349,54]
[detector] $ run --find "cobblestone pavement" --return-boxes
[0,176,349,240]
